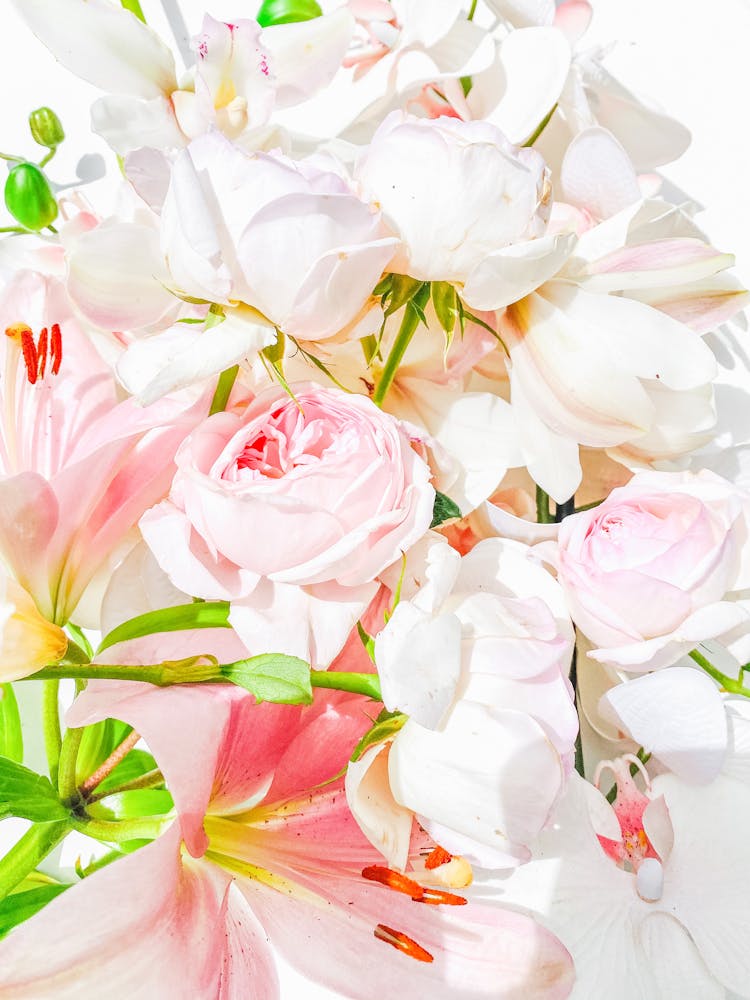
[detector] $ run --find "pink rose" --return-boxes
[557,470,750,670]
[141,382,435,597]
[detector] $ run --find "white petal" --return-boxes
[262,9,355,107]
[389,702,563,857]
[639,912,724,1000]
[560,126,641,221]
[463,233,577,311]
[599,668,728,784]
[14,0,177,98]
[345,742,412,870]
[91,95,184,156]
[375,602,462,729]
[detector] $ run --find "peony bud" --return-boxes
[4,163,58,231]
[28,107,65,150]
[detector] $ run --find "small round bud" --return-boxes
[256,0,322,27]
[28,107,65,149]
[4,163,58,231]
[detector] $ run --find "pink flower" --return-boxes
[556,470,750,670]
[141,381,434,593]
[0,270,206,624]
[0,679,575,998]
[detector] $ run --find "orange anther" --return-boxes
[424,846,452,870]
[50,323,62,375]
[374,924,433,964]
[37,326,48,380]
[419,887,467,906]
[361,865,424,901]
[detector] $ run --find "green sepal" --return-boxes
[385,275,426,319]
[350,709,407,762]
[28,107,65,150]
[4,163,58,231]
[222,654,313,704]
[0,883,69,939]
[431,281,458,336]
[0,685,23,763]
[430,491,461,528]
[356,621,376,663]
[0,756,69,823]
[97,601,231,654]
[256,0,322,25]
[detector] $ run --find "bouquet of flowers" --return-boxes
[0,0,748,996]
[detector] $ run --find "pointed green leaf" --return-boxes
[384,275,425,318]
[0,757,68,822]
[0,686,22,763]
[430,491,462,528]
[0,884,69,939]
[222,654,313,704]
[431,281,458,335]
[97,602,231,654]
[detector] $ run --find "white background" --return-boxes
[2,1,750,996]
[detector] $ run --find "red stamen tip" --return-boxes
[419,887,467,906]
[37,326,48,380]
[361,866,424,901]
[425,846,452,870]
[50,323,62,375]
[20,330,39,385]
[374,924,434,964]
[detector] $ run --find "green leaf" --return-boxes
[222,654,313,705]
[209,364,239,415]
[88,789,174,821]
[97,602,231,654]
[0,686,23,763]
[356,621,376,663]
[350,710,407,762]
[0,884,68,939]
[0,757,69,823]
[430,491,462,528]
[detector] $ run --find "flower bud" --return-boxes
[0,577,68,682]
[256,0,322,26]
[28,107,65,150]
[4,163,58,231]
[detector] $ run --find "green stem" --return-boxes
[0,821,69,901]
[0,152,23,163]
[209,365,239,415]
[27,657,220,687]
[467,0,478,18]
[536,485,553,524]
[0,226,27,234]
[41,681,62,785]
[38,148,56,168]
[57,726,84,801]
[120,0,146,22]
[310,671,382,701]
[689,649,750,697]
[71,815,169,844]
[522,103,558,147]
[86,768,164,805]
[372,283,430,407]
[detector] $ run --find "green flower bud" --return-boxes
[28,107,65,149]
[256,0,323,27]
[4,163,58,231]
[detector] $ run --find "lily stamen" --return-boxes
[374,924,433,964]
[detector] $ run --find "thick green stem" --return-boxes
[209,365,239,415]
[0,821,69,901]
[310,671,382,701]
[689,649,750,697]
[27,657,220,687]
[536,485,553,524]
[372,284,430,407]
[41,680,62,785]
[120,0,146,22]
[57,726,84,801]
[71,815,169,844]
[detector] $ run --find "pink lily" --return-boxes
[0,269,207,624]
[0,675,574,998]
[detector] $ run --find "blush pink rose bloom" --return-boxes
[556,470,750,671]
[142,381,434,591]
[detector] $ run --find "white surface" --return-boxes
[1,1,749,997]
